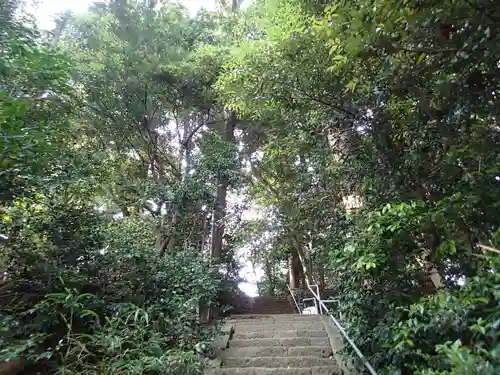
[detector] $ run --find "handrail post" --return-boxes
[305,281,378,375]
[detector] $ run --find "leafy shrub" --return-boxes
[389,259,500,375]
[1,205,221,374]
[329,200,499,375]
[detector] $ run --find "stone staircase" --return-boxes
[222,295,296,315]
[251,296,295,314]
[210,314,342,375]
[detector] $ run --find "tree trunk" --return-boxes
[157,210,177,256]
[295,244,313,288]
[210,110,236,264]
[289,249,300,289]
[167,213,177,252]
[51,12,71,48]
[288,254,295,289]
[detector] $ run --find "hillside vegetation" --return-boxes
[1,1,499,374]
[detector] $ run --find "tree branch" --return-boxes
[181,114,222,149]
[284,81,359,119]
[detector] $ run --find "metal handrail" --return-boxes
[307,283,378,375]
[286,284,302,313]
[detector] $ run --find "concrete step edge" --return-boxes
[222,346,333,359]
[233,322,324,325]
[230,322,321,324]
[222,356,337,368]
[209,367,341,375]
[229,337,330,347]
[233,330,327,339]
[224,345,332,351]
[230,316,320,319]
[222,356,333,359]
[233,323,325,329]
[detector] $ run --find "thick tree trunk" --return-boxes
[299,271,306,290]
[288,254,295,289]
[157,210,177,256]
[211,110,236,264]
[167,213,177,251]
[289,249,300,289]
[295,244,313,287]
[51,12,71,48]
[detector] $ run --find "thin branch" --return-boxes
[181,117,223,148]
[87,103,116,123]
[87,103,148,166]
[400,47,459,54]
[181,121,207,148]
[157,147,181,179]
[88,102,180,179]
[285,81,359,119]
[478,243,500,255]
[122,134,148,166]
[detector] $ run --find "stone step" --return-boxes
[230,316,320,323]
[252,307,295,314]
[223,356,338,369]
[223,346,332,358]
[230,314,320,321]
[229,337,330,348]
[231,314,321,319]
[234,320,308,325]
[211,367,340,375]
[251,298,295,314]
[233,329,327,340]
[233,322,326,332]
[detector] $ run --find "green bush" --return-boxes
[389,260,500,375]
[1,206,221,374]
[329,200,500,375]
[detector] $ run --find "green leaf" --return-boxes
[416,54,426,64]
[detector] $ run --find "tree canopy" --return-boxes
[1,0,499,374]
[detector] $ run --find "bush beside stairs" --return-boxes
[207,297,344,375]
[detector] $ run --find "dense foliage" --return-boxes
[1,0,499,374]
[215,0,500,374]
[1,1,233,374]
